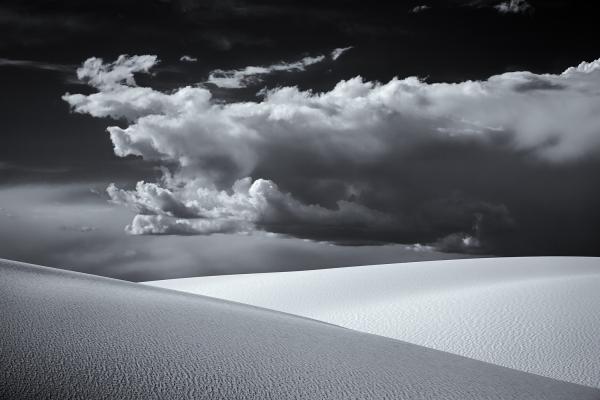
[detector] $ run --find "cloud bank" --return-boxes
[63,54,600,254]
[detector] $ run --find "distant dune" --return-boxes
[2,259,599,399]
[147,257,600,388]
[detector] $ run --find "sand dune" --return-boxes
[2,259,599,399]
[147,257,600,388]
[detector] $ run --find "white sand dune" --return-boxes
[2,259,599,399]
[147,257,600,388]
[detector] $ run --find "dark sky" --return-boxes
[1,0,599,280]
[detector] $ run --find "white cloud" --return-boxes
[125,214,247,235]
[494,0,533,14]
[331,46,353,60]
[63,54,600,246]
[410,5,430,13]
[108,177,391,236]
[180,55,197,62]
[74,55,158,90]
[563,58,600,75]
[206,54,326,88]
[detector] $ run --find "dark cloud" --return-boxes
[511,76,566,92]
[0,183,468,280]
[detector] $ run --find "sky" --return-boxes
[0,0,599,281]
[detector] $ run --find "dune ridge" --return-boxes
[147,257,600,388]
[2,258,599,399]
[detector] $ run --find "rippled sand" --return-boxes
[148,257,600,388]
[3,258,599,399]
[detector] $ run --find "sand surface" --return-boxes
[148,257,600,388]
[3,259,599,399]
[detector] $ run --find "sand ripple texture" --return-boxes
[2,259,599,399]
[148,257,600,388]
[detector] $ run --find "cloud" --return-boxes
[331,46,353,60]
[74,55,158,90]
[107,177,390,236]
[563,58,600,75]
[494,0,533,14]
[206,54,326,88]
[180,55,197,62]
[0,57,74,73]
[0,183,466,280]
[63,55,600,254]
[410,5,431,13]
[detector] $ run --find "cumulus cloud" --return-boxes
[179,55,197,62]
[494,0,533,14]
[563,58,600,75]
[206,54,326,88]
[331,46,353,60]
[63,54,600,253]
[107,177,390,236]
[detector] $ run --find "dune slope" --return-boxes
[2,259,599,399]
[147,257,600,388]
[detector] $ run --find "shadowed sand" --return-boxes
[2,259,599,399]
